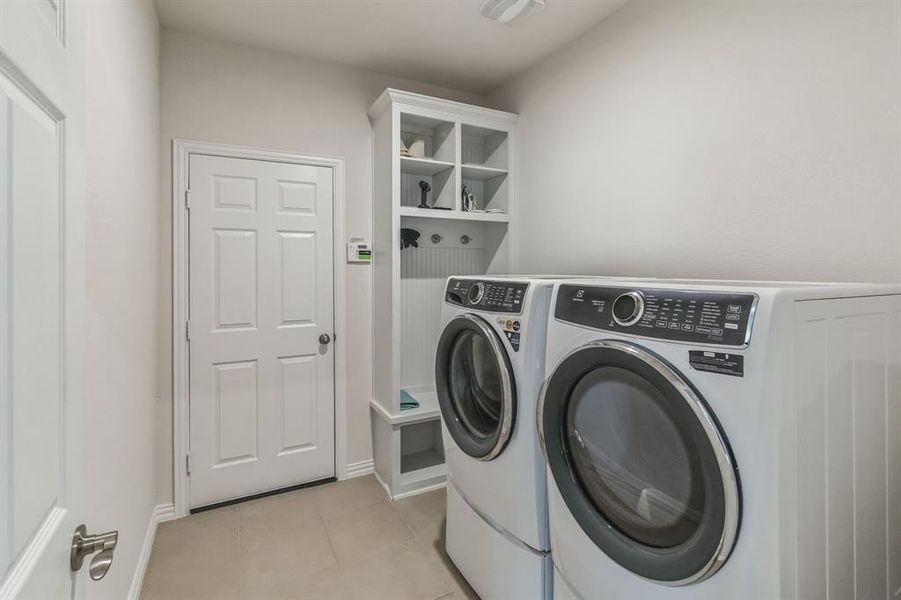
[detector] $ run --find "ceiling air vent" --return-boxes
[480,0,546,25]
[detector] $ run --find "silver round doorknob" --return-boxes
[319,333,331,345]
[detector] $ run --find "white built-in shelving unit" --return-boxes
[367,89,517,498]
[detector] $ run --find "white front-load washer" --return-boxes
[435,276,559,600]
[540,278,901,599]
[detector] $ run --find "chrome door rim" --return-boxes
[538,339,740,586]
[440,313,515,461]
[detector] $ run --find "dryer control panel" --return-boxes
[445,279,528,314]
[555,284,757,347]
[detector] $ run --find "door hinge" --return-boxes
[184,188,191,209]
[185,453,192,476]
[185,320,191,341]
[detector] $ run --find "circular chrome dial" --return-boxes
[468,282,485,305]
[612,291,645,326]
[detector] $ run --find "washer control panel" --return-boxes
[555,284,757,346]
[446,279,528,314]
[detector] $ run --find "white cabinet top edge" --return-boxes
[367,88,518,125]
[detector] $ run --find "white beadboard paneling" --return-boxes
[792,299,900,599]
[461,139,484,165]
[400,247,484,388]
[793,315,827,599]
[889,309,901,600]
[461,125,508,170]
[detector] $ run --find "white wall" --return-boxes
[83,1,160,598]
[490,0,901,282]
[157,30,484,504]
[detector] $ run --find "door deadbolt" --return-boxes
[319,333,331,345]
[71,524,118,581]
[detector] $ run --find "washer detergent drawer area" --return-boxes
[446,482,551,600]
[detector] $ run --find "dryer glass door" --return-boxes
[539,340,739,586]
[436,314,516,461]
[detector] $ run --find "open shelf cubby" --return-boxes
[369,89,517,499]
[461,124,508,170]
[401,113,455,163]
[401,159,455,210]
[462,171,508,215]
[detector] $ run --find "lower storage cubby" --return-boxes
[370,403,448,499]
[400,418,445,474]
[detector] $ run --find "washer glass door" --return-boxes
[539,340,739,585]
[568,365,704,547]
[436,314,516,461]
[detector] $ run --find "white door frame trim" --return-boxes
[171,139,348,518]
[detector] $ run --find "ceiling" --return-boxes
[154,0,626,94]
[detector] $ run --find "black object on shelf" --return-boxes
[462,185,476,212]
[418,180,432,209]
[400,228,420,250]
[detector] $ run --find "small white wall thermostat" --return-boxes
[347,238,371,264]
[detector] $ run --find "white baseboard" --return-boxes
[127,503,175,600]
[373,470,392,498]
[344,458,374,479]
[391,481,447,500]
[371,471,446,501]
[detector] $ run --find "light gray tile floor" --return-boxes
[140,476,479,600]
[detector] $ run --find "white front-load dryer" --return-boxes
[436,276,558,600]
[540,278,901,599]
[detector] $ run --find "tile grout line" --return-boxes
[328,506,413,567]
[236,507,246,600]
[395,497,459,600]
[389,499,421,542]
[316,502,350,598]
[321,486,435,598]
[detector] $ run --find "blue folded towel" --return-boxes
[400,390,420,411]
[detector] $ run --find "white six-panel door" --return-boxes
[1,0,86,598]
[188,154,336,508]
